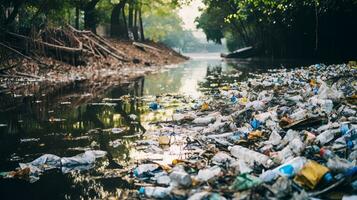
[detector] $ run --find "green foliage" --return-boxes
[196,0,357,58]
[142,2,198,51]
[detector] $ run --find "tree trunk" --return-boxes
[84,0,100,33]
[128,0,136,40]
[128,0,134,28]
[110,0,128,39]
[314,1,319,53]
[132,4,139,40]
[138,5,144,41]
[75,6,80,29]
[4,0,25,26]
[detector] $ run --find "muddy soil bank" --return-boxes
[0,39,188,98]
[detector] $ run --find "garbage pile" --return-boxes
[132,63,357,199]
[0,150,106,183]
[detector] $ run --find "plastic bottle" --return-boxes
[169,171,192,187]
[346,139,356,150]
[327,157,354,172]
[139,186,171,198]
[197,165,221,181]
[231,95,238,103]
[340,123,350,135]
[197,166,221,182]
[229,131,248,142]
[260,157,307,182]
[192,116,216,125]
[315,129,340,145]
[319,148,335,160]
[134,164,159,177]
[229,145,274,168]
[345,166,357,177]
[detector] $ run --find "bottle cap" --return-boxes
[139,187,145,194]
[134,168,139,177]
[340,123,349,135]
[323,172,333,183]
[319,148,326,157]
[347,140,354,149]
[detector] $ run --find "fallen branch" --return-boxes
[308,178,346,197]
[7,31,83,53]
[0,41,48,70]
[133,42,162,52]
[82,35,129,62]
[0,41,33,60]
[15,72,42,79]
[67,24,127,59]
[88,32,127,58]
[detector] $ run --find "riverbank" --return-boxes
[0,38,188,96]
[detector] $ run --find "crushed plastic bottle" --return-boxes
[230,145,274,168]
[196,166,221,182]
[169,171,192,187]
[134,163,159,177]
[139,186,171,198]
[192,116,216,125]
[260,157,307,182]
[315,129,340,145]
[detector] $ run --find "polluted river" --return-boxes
[0,54,356,199]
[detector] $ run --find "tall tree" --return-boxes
[110,0,128,38]
[1,0,26,26]
[83,0,100,33]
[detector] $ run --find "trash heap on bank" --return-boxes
[134,63,357,199]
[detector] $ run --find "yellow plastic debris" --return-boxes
[240,97,248,105]
[294,160,329,189]
[172,159,185,165]
[201,102,209,111]
[159,164,172,172]
[309,79,317,87]
[248,130,263,140]
[220,85,230,91]
[348,61,357,69]
[158,136,170,145]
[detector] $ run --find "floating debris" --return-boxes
[131,63,357,199]
[20,138,40,143]
[1,150,107,183]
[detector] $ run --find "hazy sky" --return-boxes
[178,0,205,39]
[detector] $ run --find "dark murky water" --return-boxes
[0,54,320,199]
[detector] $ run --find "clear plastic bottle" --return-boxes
[316,129,340,145]
[169,171,192,187]
[260,157,307,182]
[134,164,159,177]
[139,186,171,198]
[229,145,274,168]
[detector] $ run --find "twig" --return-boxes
[82,35,129,62]
[308,178,346,197]
[133,42,162,52]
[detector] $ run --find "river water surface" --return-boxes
[0,54,318,199]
